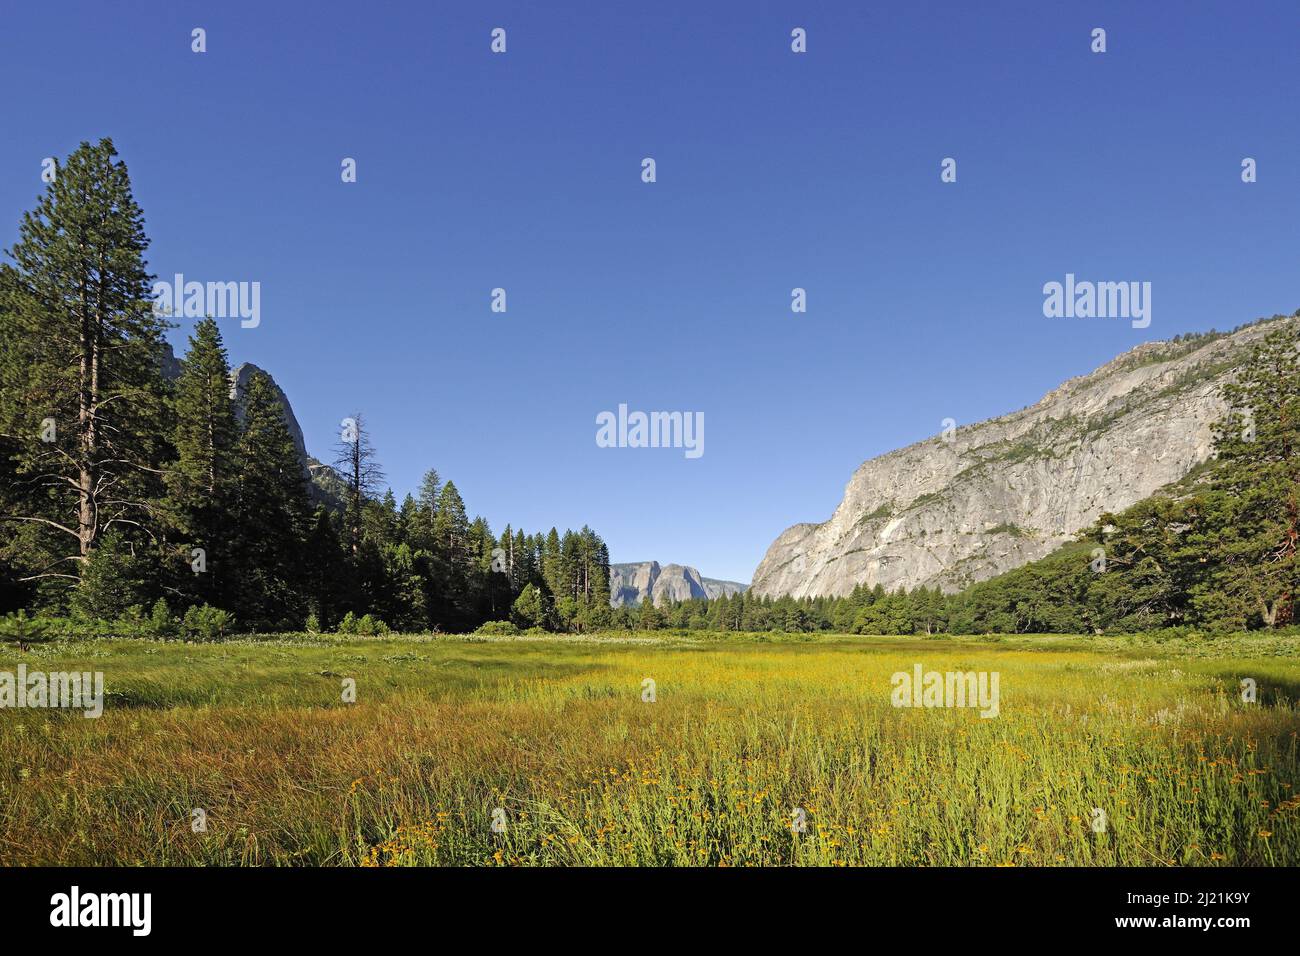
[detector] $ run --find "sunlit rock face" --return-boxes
[752,318,1296,598]
[610,561,747,607]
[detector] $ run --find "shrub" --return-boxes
[473,620,519,636]
[68,530,155,620]
[115,604,149,634]
[180,604,234,641]
[304,612,321,634]
[148,598,176,637]
[511,584,553,630]
[338,612,389,636]
[0,610,54,650]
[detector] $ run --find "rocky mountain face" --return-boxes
[610,561,748,607]
[751,317,1298,599]
[162,345,343,508]
[230,363,346,508]
[231,363,308,461]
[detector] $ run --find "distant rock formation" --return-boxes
[162,344,342,508]
[230,363,307,461]
[610,561,748,607]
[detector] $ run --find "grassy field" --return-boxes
[1,630,1297,866]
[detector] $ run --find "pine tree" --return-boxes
[166,317,238,606]
[68,529,157,621]
[232,370,310,629]
[417,469,441,507]
[303,506,349,628]
[363,489,399,548]
[573,527,612,631]
[638,593,665,630]
[383,541,427,629]
[397,493,417,544]
[433,482,471,559]
[513,528,532,587]
[511,582,549,630]
[432,481,473,627]
[350,536,391,621]
[1196,325,1300,628]
[332,412,384,554]
[0,139,170,601]
[408,468,441,552]
[497,524,515,583]
[541,528,564,597]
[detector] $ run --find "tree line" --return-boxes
[0,139,612,635]
[4,140,1295,639]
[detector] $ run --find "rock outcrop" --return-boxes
[610,561,748,607]
[751,316,1298,598]
[231,363,308,461]
[161,344,342,508]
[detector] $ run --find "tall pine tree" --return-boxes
[0,139,170,605]
[1195,326,1300,628]
[232,370,311,629]
[166,317,238,606]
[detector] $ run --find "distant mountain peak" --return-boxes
[610,561,747,607]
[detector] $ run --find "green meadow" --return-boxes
[1,631,1297,866]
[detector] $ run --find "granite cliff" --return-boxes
[610,561,748,607]
[751,317,1298,598]
[162,345,343,508]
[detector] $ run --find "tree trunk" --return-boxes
[77,279,99,561]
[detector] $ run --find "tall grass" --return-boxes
[0,633,1296,866]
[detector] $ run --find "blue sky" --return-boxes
[2,1,1297,583]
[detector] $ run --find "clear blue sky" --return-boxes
[2,1,1297,583]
